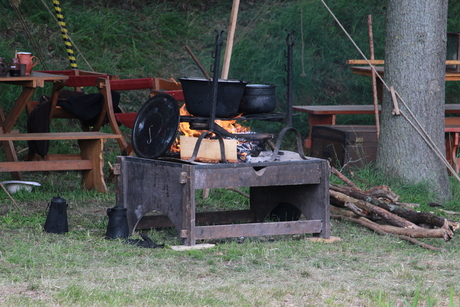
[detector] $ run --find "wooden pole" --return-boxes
[368,15,380,139]
[221,0,240,79]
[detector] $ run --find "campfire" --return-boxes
[170,105,264,163]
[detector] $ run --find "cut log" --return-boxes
[331,214,453,242]
[329,189,419,229]
[332,213,446,251]
[180,136,238,163]
[330,205,360,218]
[330,184,459,231]
[362,185,400,202]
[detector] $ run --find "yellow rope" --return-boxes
[52,0,78,70]
[39,0,93,71]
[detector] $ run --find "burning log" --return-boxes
[329,167,458,248]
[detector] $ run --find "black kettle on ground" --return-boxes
[105,205,129,239]
[44,195,69,234]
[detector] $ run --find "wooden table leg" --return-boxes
[305,114,336,149]
[181,167,196,246]
[0,105,23,180]
[78,139,108,193]
[3,87,35,133]
[445,132,460,174]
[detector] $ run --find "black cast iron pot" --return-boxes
[238,84,276,114]
[180,77,248,118]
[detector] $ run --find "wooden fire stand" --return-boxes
[116,156,330,246]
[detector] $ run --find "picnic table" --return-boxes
[0,71,121,192]
[294,66,460,149]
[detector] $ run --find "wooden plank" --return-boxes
[192,162,322,189]
[445,117,460,126]
[194,220,323,240]
[0,132,122,141]
[293,105,379,115]
[0,160,92,172]
[347,59,460,65]
[346,59,384,65]
[36,154,82,161]
[136,210,257,229]
[294,104,460,115]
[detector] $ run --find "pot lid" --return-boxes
[132,93,180,159]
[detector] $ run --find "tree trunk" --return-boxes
[377,0,451,202]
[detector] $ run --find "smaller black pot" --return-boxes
[238,84,276,114]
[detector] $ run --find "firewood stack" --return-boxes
[329,167,459,251]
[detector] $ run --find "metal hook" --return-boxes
[269,127,308,162]
[215,30,224,46]
[285,30,296,46]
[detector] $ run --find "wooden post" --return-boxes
[221,0,240,79]
[368,15,380,139]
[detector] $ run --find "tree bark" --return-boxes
[377,0,451,202]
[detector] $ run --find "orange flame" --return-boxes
[170,105,250,153]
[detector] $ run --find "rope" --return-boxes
[39,0,93,71]
[299,0,307,77]
[320,0,460,182]
[52,0,78,70]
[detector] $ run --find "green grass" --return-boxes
[1,161,460,306]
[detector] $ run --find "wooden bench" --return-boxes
[292,105,380,149]
[293,104,460,149]
[0,132,121,193]
[293,105,460,173]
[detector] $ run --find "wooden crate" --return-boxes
[116,156,330,246]
[310,125,377,168]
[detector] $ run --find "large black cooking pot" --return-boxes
[180,77,247,118]
[238,84,277,114]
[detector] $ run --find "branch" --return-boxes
[331,214,448,250]
[331,167,359,189]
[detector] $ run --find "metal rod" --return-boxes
[209,30,224,131]
[285,31,295,127]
